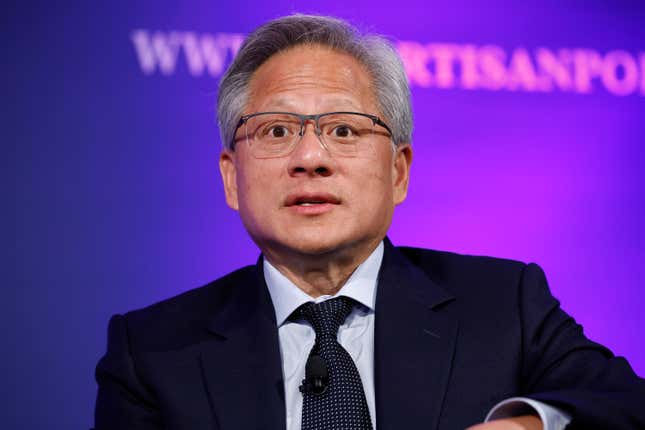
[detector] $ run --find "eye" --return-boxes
[331,125,355,138]
[267,125,290,138]
[259,122,297,140]
[320,114,368,140]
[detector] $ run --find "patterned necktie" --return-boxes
[291,296,373,430]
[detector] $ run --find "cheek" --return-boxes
[368,153,396,188]
[235,158,284,211]
[348,161,395,207]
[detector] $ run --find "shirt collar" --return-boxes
[264,241,384,326]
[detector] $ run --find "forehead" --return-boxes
[246,44,378,113]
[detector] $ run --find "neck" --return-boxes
[264,240,381,298]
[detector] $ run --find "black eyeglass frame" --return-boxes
[232,111,394,149]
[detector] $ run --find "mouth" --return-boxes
[285,193,341,214]
[296,202,325,206]
[286,193,341,206]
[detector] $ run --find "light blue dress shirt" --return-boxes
[263,241,571,430]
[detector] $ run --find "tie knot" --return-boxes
[291,296,355,338]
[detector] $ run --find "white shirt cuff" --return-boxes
[485,397,572,430]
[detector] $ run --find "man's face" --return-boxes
[220,44,412,261]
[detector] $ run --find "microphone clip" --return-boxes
[299,354,329,395]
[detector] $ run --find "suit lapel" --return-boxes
[201,259,286,430]
[196,241,458,430]
[375,240,458,430]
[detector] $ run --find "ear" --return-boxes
[219,150,239,211]
[392,143,412,206]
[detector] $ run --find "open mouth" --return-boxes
[295,200,330,206]
[286,193,341,209]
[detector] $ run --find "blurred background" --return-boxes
[6,1,645,428]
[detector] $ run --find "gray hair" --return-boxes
[216,14,413,150]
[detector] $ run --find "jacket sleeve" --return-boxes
[519,263,645,429]
[94,314,162,429]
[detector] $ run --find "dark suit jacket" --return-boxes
[94,239,645,429]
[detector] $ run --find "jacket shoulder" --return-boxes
[395,245,530,297]
[397,245,526,272]
[119,265,257,350]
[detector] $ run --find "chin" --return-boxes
[265,230,347,257]
[289,237,342,256]
[287,229,376,257]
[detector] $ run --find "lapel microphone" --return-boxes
[299,354,328,395]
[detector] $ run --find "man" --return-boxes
[94,14,645,430]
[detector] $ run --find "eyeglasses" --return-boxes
[233,111,393,159]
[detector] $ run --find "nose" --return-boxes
[287,122,336,177]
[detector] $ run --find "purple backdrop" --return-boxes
[7,1,644,428]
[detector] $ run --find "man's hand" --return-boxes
[466,415,543,430]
